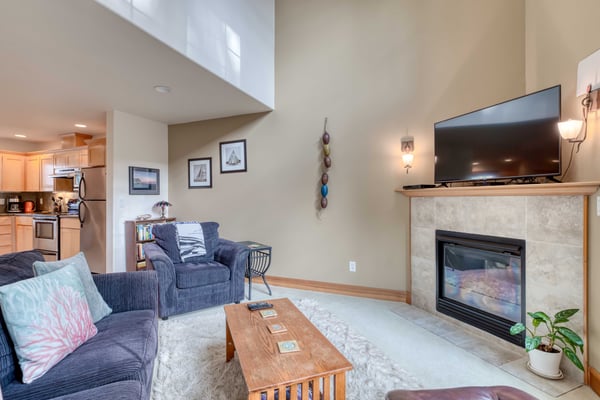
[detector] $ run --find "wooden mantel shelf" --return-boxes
[396,181,600,197]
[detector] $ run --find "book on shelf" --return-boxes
[259,309,278,319]
[136,243,145,260]
[136,224,154,241]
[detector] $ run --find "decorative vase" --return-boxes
[527,347,563,378]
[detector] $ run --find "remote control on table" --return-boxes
[247,302,273,311]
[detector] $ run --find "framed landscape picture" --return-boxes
[188,157,212,188]
[129,166,160,195]
[219,139,247,173]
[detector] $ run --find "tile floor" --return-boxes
[246,283,599,400]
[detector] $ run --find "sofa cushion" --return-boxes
[33,252,112,323]
[0,250,43,286]
[0,264,97,383]
[153,222,219,264]
[175,261,231,289]
[2,309,157,400]
[48,380,144,400]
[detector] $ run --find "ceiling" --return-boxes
[0,1,271,144]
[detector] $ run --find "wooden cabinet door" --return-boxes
[40,154,54,192]
[2,153,25,192]
[87,137,106,167]
[60,218,81,260]
[0,216,14,255]
[15,216,33,252]
[25,155,40,192]
[66,151,81,168]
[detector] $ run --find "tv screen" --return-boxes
[434,85,561,184]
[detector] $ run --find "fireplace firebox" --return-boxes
[436,230,525,346]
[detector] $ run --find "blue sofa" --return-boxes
[0,250,158,400]
[143,222,248,319]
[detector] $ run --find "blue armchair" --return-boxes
[143,222,248,319]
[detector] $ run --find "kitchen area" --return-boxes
[0,133,106,273]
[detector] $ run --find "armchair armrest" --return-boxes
[93,271,158,315]
[143,242,177,318]
[214,239,249,302]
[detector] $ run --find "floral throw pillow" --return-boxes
[0,263,97,383]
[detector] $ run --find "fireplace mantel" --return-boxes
[397,181,600,197]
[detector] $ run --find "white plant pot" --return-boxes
[527,347,563,379]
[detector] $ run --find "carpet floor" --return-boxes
[151,298,422,400]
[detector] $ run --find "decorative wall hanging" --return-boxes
[320,118,331,209]
[129,166,160,195]
[188,157,212,188]
[220,139,247,173]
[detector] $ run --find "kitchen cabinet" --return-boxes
[25,153,54,192]
[1,153,25,192]
[40,153,54,191]
[60,217,80,260]
[25,155,40,192]
[15,216,33,252]
[0,217,14,255]
[87,137,106,167]
[53,149,82,169]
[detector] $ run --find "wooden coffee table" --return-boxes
[224,298,352,400]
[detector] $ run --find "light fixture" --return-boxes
[401,135,414,174]
[14,134,26,138]
[557,84,593,152]
[153,85,171,94]
[74,123,87,128]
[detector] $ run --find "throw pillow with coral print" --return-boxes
[0,263,97,383]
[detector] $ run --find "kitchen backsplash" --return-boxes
[2,191,78,213]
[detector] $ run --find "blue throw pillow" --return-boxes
[33,252,112,323]
[0,264,98,383]
[153,222,219,263]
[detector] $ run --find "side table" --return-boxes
[237,241,272,300]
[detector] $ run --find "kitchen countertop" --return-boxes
[0,212,79,218]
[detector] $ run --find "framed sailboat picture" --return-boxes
[219,139,247,173]
[188,158,212,188]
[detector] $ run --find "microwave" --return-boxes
[51,168,81,192]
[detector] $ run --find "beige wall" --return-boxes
[524,0,600,375]
[168,0,525,290]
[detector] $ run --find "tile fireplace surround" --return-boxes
[401,182,600,383]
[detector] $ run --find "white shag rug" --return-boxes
[151,298,422,400]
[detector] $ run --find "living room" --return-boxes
[1,0,600,399]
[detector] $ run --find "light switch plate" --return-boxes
[597,196,600,217]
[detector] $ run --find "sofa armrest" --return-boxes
[214,239,249,302]
[143,242,177,318]
[93,271,158,315]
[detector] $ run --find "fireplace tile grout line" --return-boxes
[389,303,583,398]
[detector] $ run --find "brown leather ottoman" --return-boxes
[385,386,539,400]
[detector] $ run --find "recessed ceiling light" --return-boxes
[14,134,26,138]
[153,85,171,94]
[75,123,87,128]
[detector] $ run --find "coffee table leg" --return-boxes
[226,319,235,362]
[333,373,346,399]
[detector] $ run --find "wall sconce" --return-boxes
[401,135,414,173]
[557,84,593,152]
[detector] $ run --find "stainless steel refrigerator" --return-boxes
[78,166,106,273]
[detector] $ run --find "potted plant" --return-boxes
[510,308,584,378]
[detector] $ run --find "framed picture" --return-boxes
[129,166,160,195]
[219,139,247,173]
[188,157,212,188]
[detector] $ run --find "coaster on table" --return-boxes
[268,323,287,334]
[278,340,300,354]
[260,309,278,319]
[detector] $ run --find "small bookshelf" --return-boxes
[125,217,175,272]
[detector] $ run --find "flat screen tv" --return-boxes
[434,85,561,184]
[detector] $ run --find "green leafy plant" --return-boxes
[510,308,584,371]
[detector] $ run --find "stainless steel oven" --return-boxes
[33,215,59,260]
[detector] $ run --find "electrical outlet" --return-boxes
[40,198,43,205]
[0,198,4,205]
[597,196,600,217]
[349,261,356,272]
